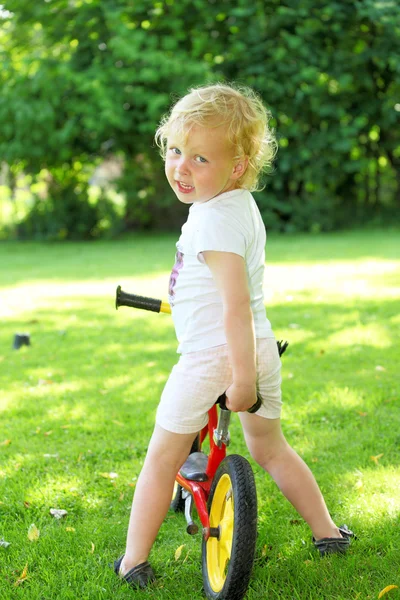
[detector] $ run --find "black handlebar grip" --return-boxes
[217,392,262,413]
[116,286,162,313]
[247,394,262,413]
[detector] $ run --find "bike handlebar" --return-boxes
[217,393,262,414]
[116,285,171,314]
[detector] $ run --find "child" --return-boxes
[114,83,353,589]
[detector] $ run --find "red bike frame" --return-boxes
[175,404,226,538]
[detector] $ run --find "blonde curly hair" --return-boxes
[155,83,277,192]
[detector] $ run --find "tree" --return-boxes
[0,0,399,237]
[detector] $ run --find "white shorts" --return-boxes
[156,337,282,434]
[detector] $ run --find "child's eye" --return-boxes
[170,147,181,155]
[195,155,207,164]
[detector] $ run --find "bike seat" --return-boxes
[179,452,209,482]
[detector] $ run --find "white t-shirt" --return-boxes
[168,188,274,354]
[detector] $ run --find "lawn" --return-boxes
[0,229,399,600]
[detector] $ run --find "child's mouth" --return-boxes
[176,181,194,194]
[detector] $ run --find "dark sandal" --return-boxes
[313,524,355,556]
[114,555,155,589]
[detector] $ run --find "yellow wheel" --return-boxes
[202,455,257,600]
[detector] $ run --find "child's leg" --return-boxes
[119,424,197,575]
[238,413,341,540]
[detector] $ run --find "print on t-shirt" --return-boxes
[168,250,184,305]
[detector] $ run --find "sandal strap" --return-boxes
[338,524,355,539]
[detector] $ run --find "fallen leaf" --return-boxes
[24,501,31,509]
[44,431,53,436]
[61,425,71,429]
[375,366,386,372]
[0,439,11,446]
[378,585,398,598]
[90,542,95,554]
[261,544,268,557]
[175,544,185,561]
[65,527,75,532]
[290,519,301,525]
[0,538,11,548]
[99,472,118,480]
[27,524,40,542]
[118,492,125,502]
[370,453,384,465]
[311,457,319,463]
[77,453,83,462]
[14,563,28,586]
[50,508,68,519]
[358,412,368,417]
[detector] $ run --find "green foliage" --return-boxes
[0,0,399,236]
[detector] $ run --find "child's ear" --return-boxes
[232,157,249,180]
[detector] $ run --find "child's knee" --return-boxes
[248,439,289,472]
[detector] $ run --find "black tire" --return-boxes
[170,481,185,512]
[202,454,257,600]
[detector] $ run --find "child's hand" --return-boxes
[225,382,257,413]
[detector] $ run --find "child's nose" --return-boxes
[175,155,190,174]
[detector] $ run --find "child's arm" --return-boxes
[202,251,257,412]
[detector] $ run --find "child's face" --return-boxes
[165,123,244,204]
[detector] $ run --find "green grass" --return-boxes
[0,229,399,600]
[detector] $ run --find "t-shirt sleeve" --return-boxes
[193,211,246,260]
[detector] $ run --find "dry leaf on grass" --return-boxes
[50,508,68,519]
[90,542,95,554]
[370,453,384,465]
[378,585,398,598]
[0,439,11,446]
[0,538,11,548]
[99,472,118,480]
[14,563,28,586]
[65,527,75,532]
[27,524,40,541]
[175,544,185,561]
